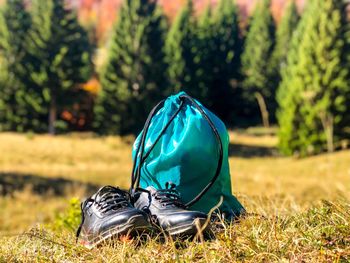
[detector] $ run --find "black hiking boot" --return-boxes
[133,183,209,236]
[76,186,152,249]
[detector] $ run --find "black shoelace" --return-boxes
[130,94,223,208]
[153,182,185,208]
[76,186,131,242]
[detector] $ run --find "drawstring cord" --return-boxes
[130,99,165,190]
[130,94,223,209]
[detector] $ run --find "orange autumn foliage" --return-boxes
[74,0,306,43]
[81,77,101,95]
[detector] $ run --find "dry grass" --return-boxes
[0,130,349,262]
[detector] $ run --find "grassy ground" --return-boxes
[0,130,349,262]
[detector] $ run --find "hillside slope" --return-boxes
[0,130,349,262]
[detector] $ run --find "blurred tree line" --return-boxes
[0,0,349,157]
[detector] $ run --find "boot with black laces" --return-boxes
[133,183,209,236]
[76,186,152,249]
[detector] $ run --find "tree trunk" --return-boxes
[254,92,270,129]
[320,112,334,153]
[48,92,56,135]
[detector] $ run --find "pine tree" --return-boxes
[277,2,311,155]
[195,5,213,104]
[208,0,242,124]
[278,0,350,156]
[0,0,33,131]
[342,2,350,135]
[95,0,169,135]
[28,0,92,134]
[181,0,242,124]
[241,0,276,127]
[271,1,299,84]
[165,0,203,99]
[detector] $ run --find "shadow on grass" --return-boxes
[0,172,99,196]
[229,143,279,158]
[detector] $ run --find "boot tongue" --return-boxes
[148,182,184,208]
[165,182,177,190]
[145,186,157,194]
[145,183,177,194]
[93,186,124,202]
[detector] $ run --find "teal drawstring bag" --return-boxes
[130,92,245,217]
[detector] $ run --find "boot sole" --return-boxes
[166,217,209,236]
[79,214,152,249]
